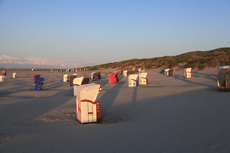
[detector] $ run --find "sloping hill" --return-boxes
[80,47,230,70]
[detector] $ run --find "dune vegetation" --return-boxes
[80,47,230,71]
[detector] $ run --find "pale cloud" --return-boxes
[0,55,19,60]
[0,55,99,68]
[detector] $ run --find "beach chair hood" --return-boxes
[73,77,83,86]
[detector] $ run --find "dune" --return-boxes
[0,67,230,153]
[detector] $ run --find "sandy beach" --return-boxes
[1,67,230,153]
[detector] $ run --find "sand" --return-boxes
[0,67,230,153]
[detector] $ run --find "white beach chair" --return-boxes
[73,77,84,96]
[128,74,138,87]
[0,75,5,82]
[63,74,69,82]
[219,65,229,70]
[184,68,192,78]
[123,70,128,77]
[164,69,170,76]
[139,72,148,85]
[138,68,142,73]
[12,73,16,78]
[91,72,95,81]
[76,83,102,123]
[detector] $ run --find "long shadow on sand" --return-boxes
[173,74,216,90]
[192,71,217,81]
[99,75,125,116]
[0,88,75,127]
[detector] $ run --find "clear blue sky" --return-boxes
[0,0,229,68]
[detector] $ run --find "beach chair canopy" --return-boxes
[165,69,170,72]
[219,66,229,70]
[128,74,138,81]
[184,68,192,73]
[123,70,127,73]
[109,72,117,78]
[33,74,40,81]
[73,77,83,86]
[76,83,102,103]
[139,72,147,79]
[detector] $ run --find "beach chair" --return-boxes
[97,72,101,79]
[70,75,77,87]
[123,70,128,77]
[34,76,44,91]
[82,77,90,84]
[219,65,229,70]
[133,68,136,72]
[169,69,174,76]
[73,77,90,96]
[184,68,192,78]
[93,72,101,81]
[139,72,148,85]
[2,71,6,75]
[0,75,5,82]
[128,74,138,87]
[164,69,170,76]
[76,83,102,123]
[73,77,84,96]
[109,72,119,84]
[138,68,142,73]
[217,70,230,92]
[12,73,16,78]
[63,74,68,82]
[91,72,95,80]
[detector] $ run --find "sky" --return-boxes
[0,0,229,69]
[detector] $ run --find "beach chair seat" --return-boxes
[184,68,192,78]
[76,83,102,123]
[128,74,138,87]
[139,72,148,85]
